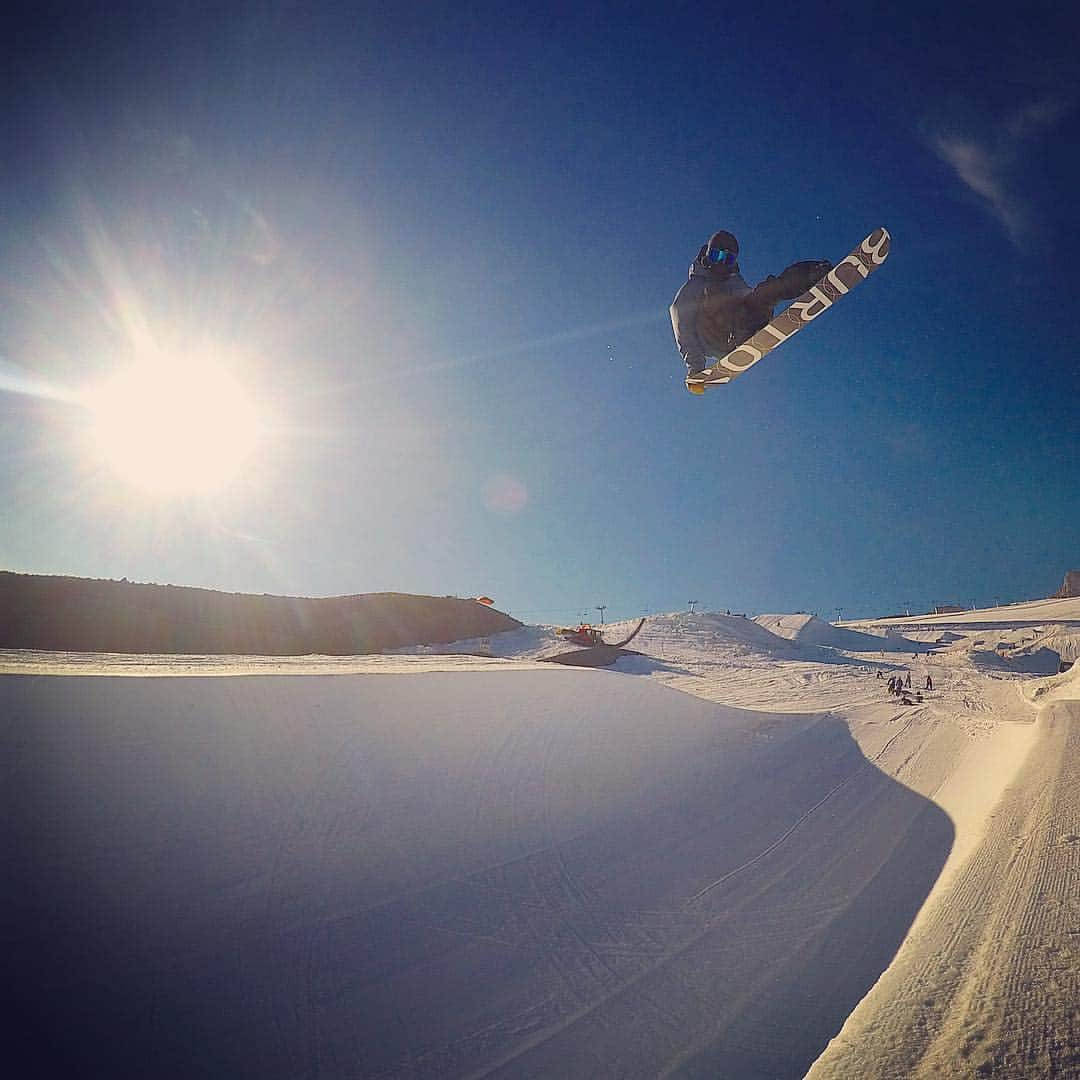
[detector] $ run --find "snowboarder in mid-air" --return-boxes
[670,230,833,393]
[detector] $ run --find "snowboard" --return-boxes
[686,226,891,393]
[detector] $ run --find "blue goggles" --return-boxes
[705,247,737,267]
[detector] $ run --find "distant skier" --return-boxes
[669,230,832,386]
[925,674,933,691]
[905,672,912,689]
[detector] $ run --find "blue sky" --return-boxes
[2,2,1077,622]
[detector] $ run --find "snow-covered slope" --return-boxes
[755,612,928,653]
[809,647,1079,1080]
[3,664,950,1079]
[393,621,563,660]
[4,603,1076,1078]
[850,594,1080,627]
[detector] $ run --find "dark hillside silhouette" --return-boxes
[0,572,520,655]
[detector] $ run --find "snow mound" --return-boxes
[1023,659,1080,705]
[755,613,926,653]
[1019,625,1080,665]
[604,611,806,660]
[969,646,1063,675]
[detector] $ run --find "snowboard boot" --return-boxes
[685,371,707,395]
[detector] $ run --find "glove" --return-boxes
[771,260,833,300]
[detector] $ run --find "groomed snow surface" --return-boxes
[4,599,1079,1078]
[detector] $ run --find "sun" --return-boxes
[82,356,269,495]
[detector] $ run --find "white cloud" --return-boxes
[929,132,1027,246]
[926,97,1073,248]
[1002,98,1072,141]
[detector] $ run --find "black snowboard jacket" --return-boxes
[670,251,832,371]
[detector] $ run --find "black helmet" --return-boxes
[708,230,739,255]
[700,230,739,271]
